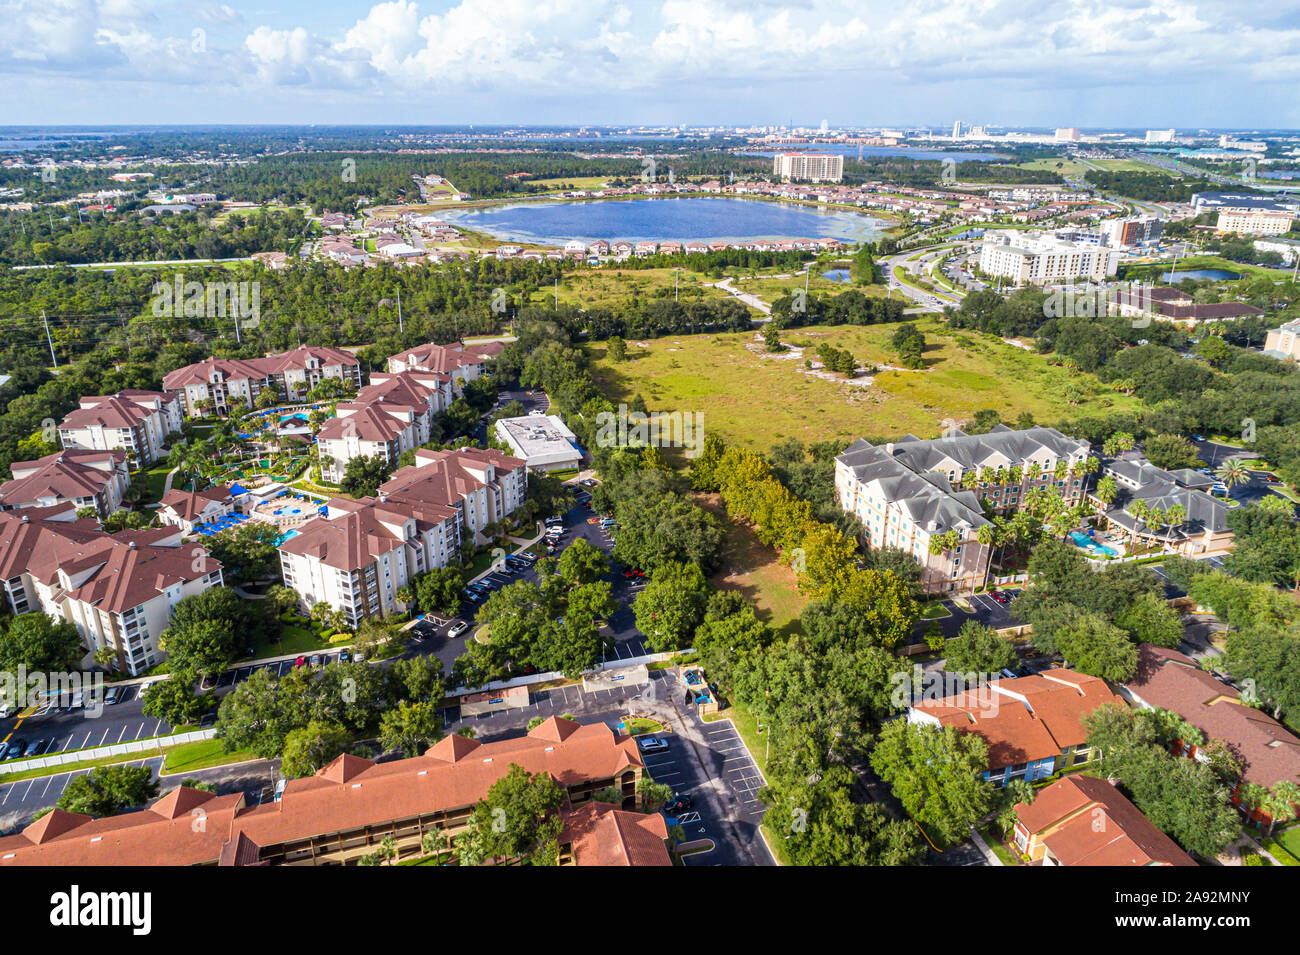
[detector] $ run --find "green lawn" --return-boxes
[161,738,256,774]
[136,462,175,504]
[1273,824,1300,863]
[590,320,1143,452]
[697,493,806,636]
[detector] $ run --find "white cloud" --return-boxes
[2,0,1299,118]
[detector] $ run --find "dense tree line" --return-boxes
[0,207,314,266]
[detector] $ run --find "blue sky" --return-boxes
[2,0,1299,128]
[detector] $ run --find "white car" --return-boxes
[447,621,469,638]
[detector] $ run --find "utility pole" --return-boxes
[555,276,559,310]
[41,310,58,370]
[233,311,242,345]
[396,287,403,334]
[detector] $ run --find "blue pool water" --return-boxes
[442,196,886,245]
[1068,530,1118,558]
[276,529,300,545]
[823,268,852,282]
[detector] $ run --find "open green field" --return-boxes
[590,319,1141,450]
[730,271,885,304]
[529,176,613,190]
[527,267,731,309]
[697,493,806,636]
[1012,157,1092,177]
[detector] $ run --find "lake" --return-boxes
[743,145,1009,162]
[1161,268,1240,282]
[443,197,887,244]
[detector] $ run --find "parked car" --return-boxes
[339,651,352,663]
[664,794,694,814]
[353,650,366,663]
[448,621,469,639]
[637,737,669,754]
[104,686,123,705]
[309,654,323,667]
[294,656,307,667]
[23,739,46,758]
[5,739,26,759]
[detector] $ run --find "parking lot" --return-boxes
[402,487,652,677]
[444,668,775,866]
[912,588,1024,645]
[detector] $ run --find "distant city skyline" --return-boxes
[2,1,1299,128]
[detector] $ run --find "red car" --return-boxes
[294,655,306,667]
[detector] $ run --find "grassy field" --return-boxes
[731,271,885,304]
[529,176,613,190]
[590,319,1141,451]
[527,267,731,309]
[697,493,806,636]
[161,737,256,774]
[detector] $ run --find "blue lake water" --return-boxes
[823,268,852,282]
[743,145,1009,162]
[443,196,887,244]
[1160,268,1240,282]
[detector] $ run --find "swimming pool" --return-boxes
[276,529,300,545]
[1068,529,1118,558]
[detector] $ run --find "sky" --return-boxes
[2,0,1300,129]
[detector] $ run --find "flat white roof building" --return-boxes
[978,231,1120,286]
[493,415,582,472]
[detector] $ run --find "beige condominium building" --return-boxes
[978,231,1120,285]
[772,152,845,183]
[279,447,526,624]
[835,426,1091,593]
[0,449,131,518]
[385,339,506,390]
[161,345,363,417]
[58,390,184,468]
[1215,209,1295,236]
[0,504,223,674]
[316,371,454,484]
[0,718,668,866]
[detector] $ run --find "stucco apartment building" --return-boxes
[279,447,527,625]
[1093,454,1233,557]
[978,231,1120,285]
[157,485,238,535]
[1119,645,1300,824]
[0,449,131,518]
[908,669,1122,787]
[278,495,462,627]
[1013,775,1195,866]
[1264,318,1300,362]
[316,371,454,484]
[835,426,1091,593]
[0,504,223,674]
[385,339,505,391]
[161,345,363,417]
[58,390,184,467]
[0,718,669,866]
[380,447,528,543]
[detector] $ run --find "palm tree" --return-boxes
[1096,475,1118,508]
[1267,782,1300,837]
[1215,458,1248,491]
[1027,461,1043,482]
[976,524,998,589]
